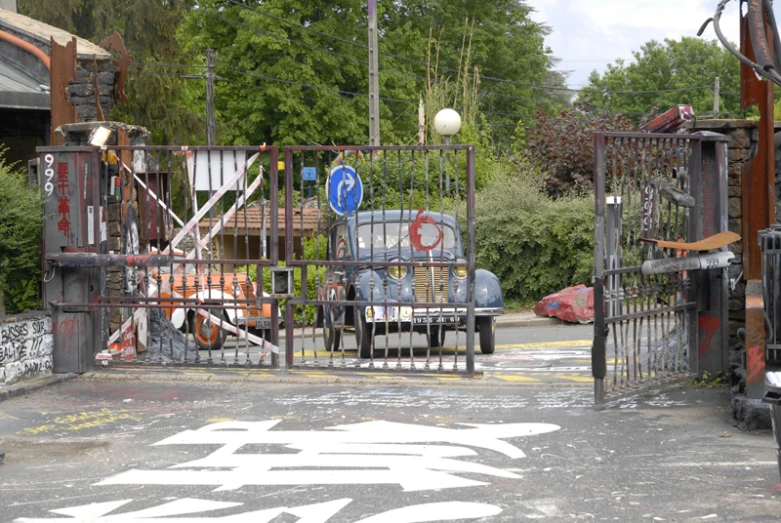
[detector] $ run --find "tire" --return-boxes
[321,306,341,352]
[427,326,447,348]
[478,316,496,355]
[355,305,374,358]
[191,310,228,351]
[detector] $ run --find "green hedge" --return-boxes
[0,155,43,315]
[474,173,594,305]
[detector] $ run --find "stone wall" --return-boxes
[68,60,115,122]
[0,312,53,386]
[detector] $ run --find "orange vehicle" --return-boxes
[146,252,277,350]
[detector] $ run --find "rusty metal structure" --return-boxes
[700,0,780,397]
[593,133,701,401]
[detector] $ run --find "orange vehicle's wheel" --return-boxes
[191,312,227,351]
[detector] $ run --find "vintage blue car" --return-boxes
[316,210,503,357]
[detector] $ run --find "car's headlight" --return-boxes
[388,266,408,280]
[454,260,467,279]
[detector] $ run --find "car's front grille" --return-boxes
[413,266,449,303]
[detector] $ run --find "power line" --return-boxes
[134,67,416,106]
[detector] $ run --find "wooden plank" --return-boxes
[640,231,741,251]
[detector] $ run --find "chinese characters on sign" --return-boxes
[56,162,71,239]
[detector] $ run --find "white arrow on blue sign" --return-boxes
[327,165,363,215]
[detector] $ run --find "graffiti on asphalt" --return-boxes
[95,419,560,491]
[16,408,142,435]
[14,419,560,521]
[14,498,503,522]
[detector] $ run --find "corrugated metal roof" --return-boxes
[0,59,48,109]
[0,8,111,59]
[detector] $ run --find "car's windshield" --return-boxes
[357,221,458,252]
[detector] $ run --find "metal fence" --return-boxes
[282,145,478,373]
[593,132,702,401]
[42,143,482,374]
[761,226,781,367]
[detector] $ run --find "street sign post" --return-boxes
[327,165,363,215]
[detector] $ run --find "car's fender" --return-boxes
[475,269,503,309]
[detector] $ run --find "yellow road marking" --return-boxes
[549,372,593,383]
[493,374,541,383]
[207,417,235,423]
[496,340,592,349]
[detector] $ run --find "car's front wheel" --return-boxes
[477,316,496,355]
[321,306,342,352]
[355,305,374,358]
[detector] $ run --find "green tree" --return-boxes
[180,0,561,148]
[19,0,203,144]
[580,37,740,118]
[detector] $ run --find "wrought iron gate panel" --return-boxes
[282,145,477,374]
[44,145,282,368]
[593,133,701,402]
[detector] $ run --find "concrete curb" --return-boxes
[0,373,78,403]
[496,316,569,328]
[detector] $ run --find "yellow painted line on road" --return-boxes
[294,340,592,358]
[493,374,541,383]
[550,372,593,383]
[496,340,592,350]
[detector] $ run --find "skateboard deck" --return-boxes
[640,231,741,251]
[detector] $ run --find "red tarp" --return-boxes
[533,285,594,324]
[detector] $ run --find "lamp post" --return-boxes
[434,108,462,195]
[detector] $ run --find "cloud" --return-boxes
[525,0,767,88]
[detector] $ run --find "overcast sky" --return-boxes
[525,0,781,89]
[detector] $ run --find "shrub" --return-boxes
[0,154,43,315]
[474,173,594,304]
[238,235,327,326]
[524,97,637,196]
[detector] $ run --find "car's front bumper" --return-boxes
[365,305,503,325]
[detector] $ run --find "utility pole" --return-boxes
[205,48,216,146]
[713,76,720,118]
[368,0,380,146]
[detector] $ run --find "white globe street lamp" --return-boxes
[434,108,462,137]
[434,109,462,194]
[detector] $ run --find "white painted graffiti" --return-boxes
[95,419,560,492]
[14,498,502,522]
[44,153,55,196]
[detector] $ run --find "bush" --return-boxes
[0,155,43,315]
[238,235,327,326]
[524,97,637,196]
[474,173,594,305]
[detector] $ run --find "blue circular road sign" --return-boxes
[327,165,363,215]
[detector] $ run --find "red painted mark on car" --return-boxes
[409,209,442,252]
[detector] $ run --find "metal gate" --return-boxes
[593,132,702,401]
[42,142,479,374]
[282,145,477,373]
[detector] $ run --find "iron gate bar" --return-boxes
[283,144,477,374]
[593,132,702,402]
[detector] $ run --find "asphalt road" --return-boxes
[1,379,779,522]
